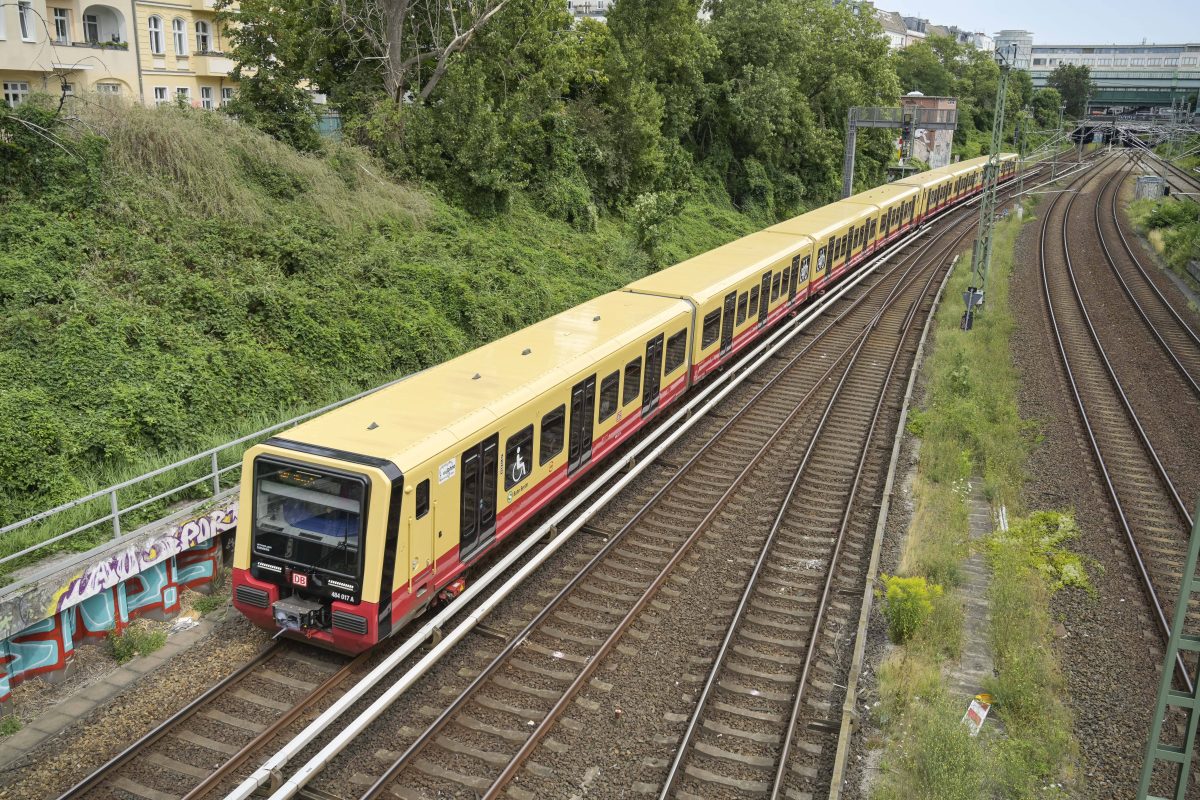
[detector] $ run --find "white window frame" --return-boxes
[195,20,210,53]
[19,0,35,41]
[96,82,121,95]
[4,81,32,106]
[153,85,168,105]
[220,86,232,107]
[172,17,186,55]
[199,85,213,109]
[53,8,69,43]
[82,13,98,43]
[148,15,163,54]
[175,86,190,106]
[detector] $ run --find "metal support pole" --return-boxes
[110,490,122,539]
[964,43,1016,330]
[212,451,221,495]
[841,117,858,199]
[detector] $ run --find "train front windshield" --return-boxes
[252,459,365,579]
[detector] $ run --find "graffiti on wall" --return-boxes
[0,537,223,704]
[48,507,236,617]
[0,502,237,706]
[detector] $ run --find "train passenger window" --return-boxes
[748,285,760,316]
[736,292,748,324]
[701,310,721,349]
[415,479,430,519]
[771,272,781,300]
[623,358,641,405]
[505,425,534,489]
[816,247,827,274]
[540,406,565,465]
[665,329,687,373]
[598,371,620,422]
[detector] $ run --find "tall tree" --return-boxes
[1047,64,1096,118]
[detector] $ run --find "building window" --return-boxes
[148,15,163,54]
[83,13,97,42]
[220,87,233,106]
[19,1,35,41]
[3,81,31,106]
[96,82,121,95]
[195,20,210,52]
[53,8,69,43]
[200,85,213,109]
[176,86,190,105]
[153,86,168,105]
[172,17,186,54]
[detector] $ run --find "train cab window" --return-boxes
[540,406,565,465]
[665,329,687,373]
[736,292,748,324]
[598,370,620,422]
[748,285,760,316]
[623,358,641,405]
[415,479,430,519]
[701,310,721,349]
[771,272,781,300]
[505,425,534,489]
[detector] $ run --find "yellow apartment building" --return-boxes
[0,0,236,107]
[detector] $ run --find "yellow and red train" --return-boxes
[233,154,1019,652]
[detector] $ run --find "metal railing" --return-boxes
[0,372,412,569]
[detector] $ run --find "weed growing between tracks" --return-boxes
[873,208,1082,799]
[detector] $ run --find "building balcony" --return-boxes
[192,52,233,76]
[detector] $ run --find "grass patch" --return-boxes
[190,589,228,615]
[872,207,1080,798]
[0,715,21,737]
[107,621,168,664]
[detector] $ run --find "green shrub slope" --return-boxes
[0,102,758,534]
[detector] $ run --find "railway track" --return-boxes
[1039,154,1196,689]
[654,217,948,800]
[58,642,363,800]
[1093,158,1200,397]
[336,188,993,800]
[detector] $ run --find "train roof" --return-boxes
[276,291,689,471]
[624,230,810,305]
[841,181,920,209]
[766,201,875,239]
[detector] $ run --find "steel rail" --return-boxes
[1039,156,1193,692]
[58,641,365,800]
[658,221,954,800]
[1090,160,1200,397]
[180,649,371,800]
[769,232,948,800]
[57,642,285,800]
[361,197,974,800]
[1060,159,1193,527]
[1104,157,1200,349]
[480,230,960,800]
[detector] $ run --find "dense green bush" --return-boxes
[879,574,943,644]
[0,101,759,538]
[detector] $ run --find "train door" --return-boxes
[459,434,498,558]
[757,272,772,327]
[568,376,596,475]
[788,256,799,301]
[720,291,737,357]
[642,334,663,417]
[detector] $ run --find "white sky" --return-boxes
[891,0,1197,44]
